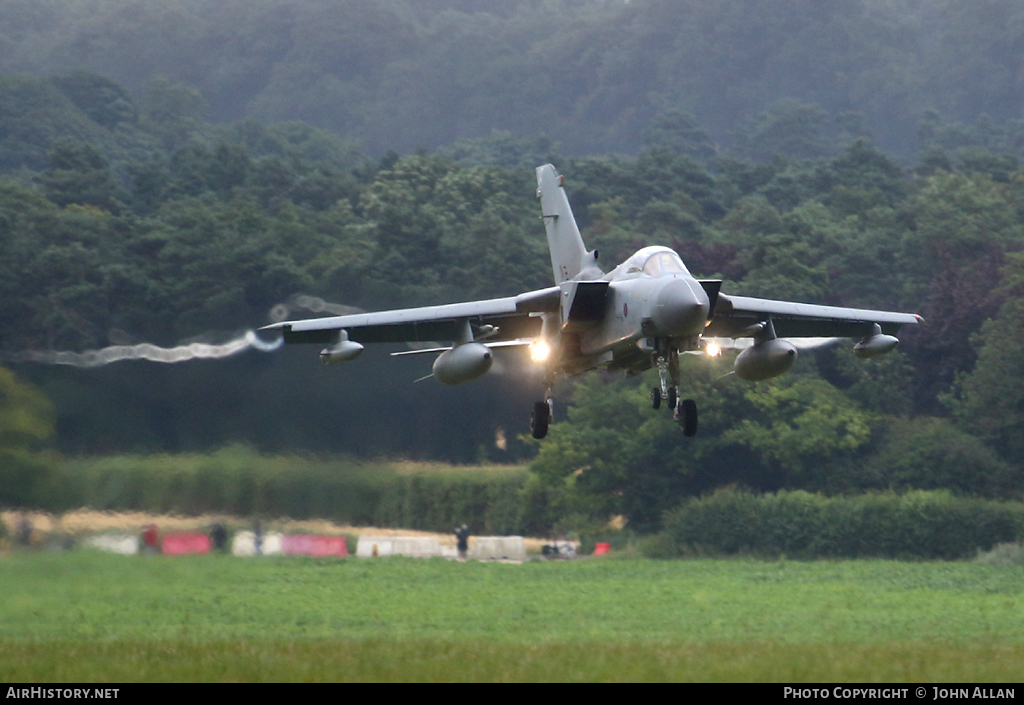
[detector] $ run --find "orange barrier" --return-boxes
[161,532,211,555]
[282,534,349,557]
[593,542,611,556]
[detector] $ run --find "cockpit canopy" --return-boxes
[618,246,691,278]
[643,251,688,276]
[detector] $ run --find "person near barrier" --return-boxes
[210,523,228,552]
[16,515,33,547]
[142,524,159,554]
[455,524,470,561]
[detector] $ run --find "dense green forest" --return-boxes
[2,0,1024,531]
[2,0,1024,157]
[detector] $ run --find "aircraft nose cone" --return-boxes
[653,279,709,337]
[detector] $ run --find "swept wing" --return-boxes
[261,286,559,345]
[704,292,921,339]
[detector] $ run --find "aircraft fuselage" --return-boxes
[551,245,712,375]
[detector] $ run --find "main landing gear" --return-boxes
[651,385,698,436]
[532,387,696,440]
[678,399,698,437]
[529,343,699,440]
[531,399,552,439]
[531,372,555,440]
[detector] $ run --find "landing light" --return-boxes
[705,342,721,357]
[530,341,551,363]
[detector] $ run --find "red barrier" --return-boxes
[593,542,611,556]
[161,532,211,555]
[282,534,349,557]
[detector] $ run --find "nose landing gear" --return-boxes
[651,386,679,412]
[654,342,698,436]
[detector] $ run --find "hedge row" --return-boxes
[25,451,1024,556]
[369,472,546,535]
[38,447,545,535]
[661,489,1024,560]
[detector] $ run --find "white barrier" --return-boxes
[469,536,526,561]
[356,537,393,557]
[231,530,284,556]
[393,536,441,557]
[356,536,442,558]
[82,533,139,555]
[356,535,525,560]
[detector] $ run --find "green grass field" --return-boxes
[2,551,1023,681]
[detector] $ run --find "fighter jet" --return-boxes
[263,164,920,439]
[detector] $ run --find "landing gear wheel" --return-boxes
[679,399,698,437]
[531,401,551,439]
[667,387,678,412]
[651,387,661,410]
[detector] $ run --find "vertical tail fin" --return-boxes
[536,164,600,284]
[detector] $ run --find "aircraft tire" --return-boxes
[667,387,678,412]
[680,399,698,437]
[531,401,551,439]
[651,387,661,410]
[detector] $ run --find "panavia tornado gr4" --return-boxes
[263,164,920,439]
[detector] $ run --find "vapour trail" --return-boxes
[268,294,362,323]
[1,293,365,368]
[4,330,283,368]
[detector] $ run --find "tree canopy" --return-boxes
[1,1,1024,158]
